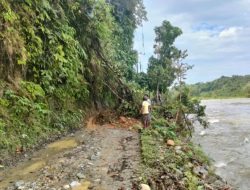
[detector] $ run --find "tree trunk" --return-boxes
[156,82,159,103]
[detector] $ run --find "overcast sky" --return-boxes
[134,0,250,84]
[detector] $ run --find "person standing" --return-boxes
[147,95,152,126]
[141,95,151,128]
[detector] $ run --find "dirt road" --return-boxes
[0,117,141,190]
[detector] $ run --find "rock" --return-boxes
[213,180,226,187]
[166,139,175,146]
[63,184,70,189]
[94,179,101,183]
[46,174,55,180]
[175,169,183,177]
[175,150,183,154]
[88,155,97,161]
[175,146,181,150]
[187,162,194,168]
[15,181,25,189]
[29,183,37,189]
[140,184,151,190]
[193,166,208,177]
[16,186,25,190]
[70,181,81,188]
[76,172,85,179]
[204,183,213,190]
[79,139,85,144]
[95,151,101,156]
[119,116,127,123]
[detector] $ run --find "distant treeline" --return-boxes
[189,75,250,98]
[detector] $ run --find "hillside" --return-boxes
[0,0,146,156]
[189,75,250,98]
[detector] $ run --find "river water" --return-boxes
[193,98,250,190]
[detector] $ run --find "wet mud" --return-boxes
[0,117,140,190]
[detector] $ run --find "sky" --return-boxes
[134,0,250,84]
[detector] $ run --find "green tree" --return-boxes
[108,0,147,80]
[147,21,183,102]
[243,82,250,97]
[134,72,149,90]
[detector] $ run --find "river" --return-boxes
[193,98,250,190]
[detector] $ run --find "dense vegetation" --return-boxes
[0,0,146,157]
[189,75,250,98]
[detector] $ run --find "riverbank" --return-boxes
[135,125,230,189]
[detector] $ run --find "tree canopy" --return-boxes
[147,21,184,101]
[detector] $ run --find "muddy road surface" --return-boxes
[0,117,141,190]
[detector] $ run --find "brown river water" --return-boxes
[193,98,250,190]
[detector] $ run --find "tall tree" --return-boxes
[147,21,183,102]
[108,0,147,80]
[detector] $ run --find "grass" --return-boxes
[137,120,217,190]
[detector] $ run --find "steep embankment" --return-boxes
[0,0,140,161]
[189,75,250,98]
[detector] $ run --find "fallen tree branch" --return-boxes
[102,81,124,101]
